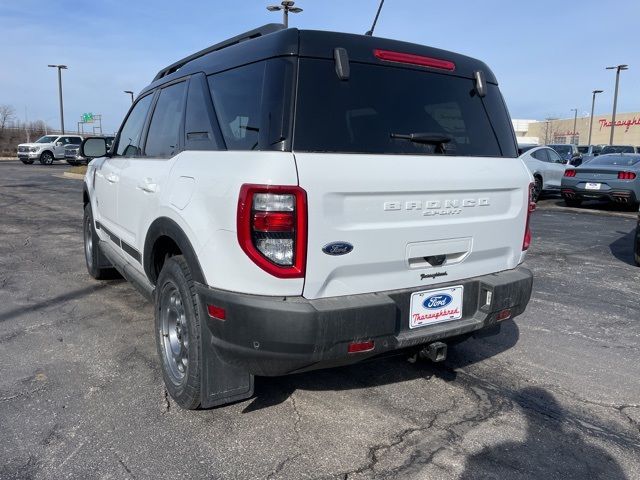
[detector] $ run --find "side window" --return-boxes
[547,149,563,163]
[116,94,153,157]
[531,149,548,162]
[184,76,221,151]
[145,82,187,157]
[70,137,82,145]
[208,62,266,150]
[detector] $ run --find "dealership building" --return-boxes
[513,112,640,146]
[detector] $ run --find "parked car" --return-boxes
[81,24,534,409]
[600,145,639,155]
[561,153,640,208]
[548,144,582,165]
[65,136,114,165]
[577,145,604,157]
[517,144,538,155]
[17,135,83,165]
[520,146,568,201]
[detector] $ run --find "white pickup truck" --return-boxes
[17,134,83,165]
[81,24,534,409]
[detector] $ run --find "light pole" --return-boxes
[124,90,134,104]
[570,108,578,145]
[266,0,302,28]
[587,90,603,147]
[605,64,628,145]
[47,64,67,134]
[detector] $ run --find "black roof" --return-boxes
[141,25,497,96]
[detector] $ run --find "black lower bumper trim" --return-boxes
[196,267,533,376]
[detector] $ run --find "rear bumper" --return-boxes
[196,267,533,376]
[561,186,638,204]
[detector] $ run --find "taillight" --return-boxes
[237,184,307,278]
[618,171,637,180]
[523,184,536,251]
[564,169,576,177]
[373,49,456,71]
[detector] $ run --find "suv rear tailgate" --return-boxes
[296,153,531,299]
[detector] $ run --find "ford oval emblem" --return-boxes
[322,241,354,256]
[423,294,453,310]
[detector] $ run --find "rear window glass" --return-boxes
[550,145,572,155]
[293,59,517,157]
[587,154,640,167]
[601,145,635,154]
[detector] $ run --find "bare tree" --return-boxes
[0,104,16,134]
[541,117,563,145]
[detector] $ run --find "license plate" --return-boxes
[410,286,463,329]
[585,182,601,190]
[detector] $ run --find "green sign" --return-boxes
[82,113,94,123]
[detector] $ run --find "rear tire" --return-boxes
[66,160,79,166]
[39,151,54,165]
[531,176,543,203]
[83,204,119,280]
[564,198,582,208]
[155,256,202,410]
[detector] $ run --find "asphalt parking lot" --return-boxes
[1,160,639,480]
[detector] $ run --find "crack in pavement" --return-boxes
[339,400,461,480]
[265,393,304,480]
[454,369,640,450]
[266,452,302,480]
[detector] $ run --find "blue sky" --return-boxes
[1,0,639,133]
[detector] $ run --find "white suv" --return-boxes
[81,24,534,409]
[17,134,83,165]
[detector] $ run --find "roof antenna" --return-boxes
[365,0,385,36]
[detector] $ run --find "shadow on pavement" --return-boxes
[459,386,627,480]
[542,197,637,215]
[243,321,519,413]
[0,282,117,323]
[609,229,638,267]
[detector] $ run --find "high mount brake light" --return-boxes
[618,171,637,180]
[373,49,456,71]
[237,184,307,278]
[564,169,577,177]
[523,183,535,251]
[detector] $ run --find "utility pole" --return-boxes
[570,108,578,145]
[587,90,603,147]
[47,64,68,134]
[605,64,628,145]
[266,1,302,28]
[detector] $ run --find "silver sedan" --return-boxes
[519,146,568,202]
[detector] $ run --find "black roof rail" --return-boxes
[152,23,287,82]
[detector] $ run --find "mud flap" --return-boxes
[199,304,254,409]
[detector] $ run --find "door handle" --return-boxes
[137,178,157,193]
[106,173,119,183]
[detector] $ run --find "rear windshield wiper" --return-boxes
[390,132,452,145]
[390,132,452,154]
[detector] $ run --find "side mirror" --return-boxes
[81,137,107,159]
[56,141,63,146]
